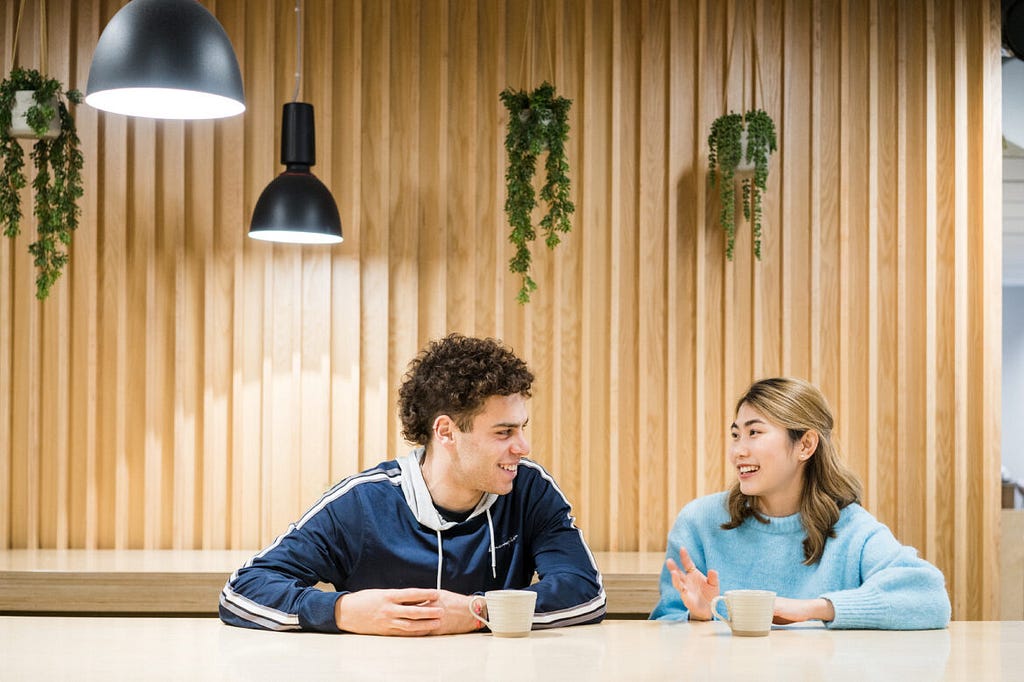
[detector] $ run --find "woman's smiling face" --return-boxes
[728,402,808,517]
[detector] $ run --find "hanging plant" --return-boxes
[0,67,84,299]
[500,82,574,304]
[708,109,777,260]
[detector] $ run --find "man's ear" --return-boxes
[799,430,819,461]
[433,415,457,445]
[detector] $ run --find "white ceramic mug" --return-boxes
[710,589,776,637]
[468,589,537,637]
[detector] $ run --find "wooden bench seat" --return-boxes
[0,550,664,618]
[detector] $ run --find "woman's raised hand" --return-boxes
[665,547,720,621]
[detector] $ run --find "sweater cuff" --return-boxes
[298,590,344,633]
[651,611,691,623]
[820,587,891,629]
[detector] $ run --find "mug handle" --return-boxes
[468,595,492,628]
[709,595,730,625]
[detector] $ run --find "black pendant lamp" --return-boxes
[249,102,343,244]
[86,0,245,119]
[248,0,342,245]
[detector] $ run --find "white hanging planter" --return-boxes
[735,129,761,173]
[8,90,60,139]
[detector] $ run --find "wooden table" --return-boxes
[1,617,1020,681]
[0,549,664,616]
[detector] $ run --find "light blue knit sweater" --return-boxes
[650,492,951,630]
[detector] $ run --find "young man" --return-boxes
[219,333,606,635]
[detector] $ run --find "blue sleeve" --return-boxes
[524,466,606,628]
[821,525,951,630]
[219,491,361,633]
[650,505,704,621]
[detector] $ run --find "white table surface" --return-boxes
[1,616,1021,681]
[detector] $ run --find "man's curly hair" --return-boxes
[398,334,534,445]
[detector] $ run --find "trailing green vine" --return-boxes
[708,109,777,260]
[500,82,574,304]
[0,67,84,299]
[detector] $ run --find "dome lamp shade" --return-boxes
[86,0,245,119]
[249,102,343,245]
[1006,0,1024,58]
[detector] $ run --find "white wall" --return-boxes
[1004,147,1024,489]
[1007,153,1024,285]
[1005,287,1024,485]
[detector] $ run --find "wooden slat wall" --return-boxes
[0,0,1002,619]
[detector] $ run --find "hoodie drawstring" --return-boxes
[435,528,443,590]
[434,508,497,589]
[486,508,497,579]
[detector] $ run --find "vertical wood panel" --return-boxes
[523,0,555,516]
[968,0,1002,622]
[38,0,73,550]
[388,0,421,461]
[875,0,900,527]
[839,0,870,491]
[638,0,668,549]
[162,120,187,548]
[932,0,957,585]
[360,0,390,471]
[96,26,127,544]
[950,0,971,621]
[899,0,929,553]
[0,0,1003,620]
[147,120,173,549]
[0,0,14,553]
[211,0,246,548]
[700,0,725,499]
[298,0,335,507]
[69,0,101,550]
[754,0,784,380]
[579,0,612,549]
[328,0,362,494]
[865,0,880,514]
[474,1,503,336]
[500,0,528,357]
[10,0,50,551]
[819,1,842,402]
[129,116,155,549]
[446,0,476,335]
[923,0,940,564]
[667,0,698,518]
[237,1,271,547]
[549,0,584,523]
[609,0,640,550]
[417,0,448,342]
[782,0,812,381]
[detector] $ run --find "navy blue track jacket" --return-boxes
[219,449,607,632]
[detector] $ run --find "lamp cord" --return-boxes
[40,0,47,75]
[292,0,302,102]
[722,5,765,112]
[515,0,555,87]
[10,0,26,68]
[723,6,734,112]
[517,0,533,86]
[8,0,48,74]
[542,0,554,82]
[749,9,764,109]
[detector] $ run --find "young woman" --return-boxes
[650,377,951,629]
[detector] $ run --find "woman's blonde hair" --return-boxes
[721,377,862,565]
